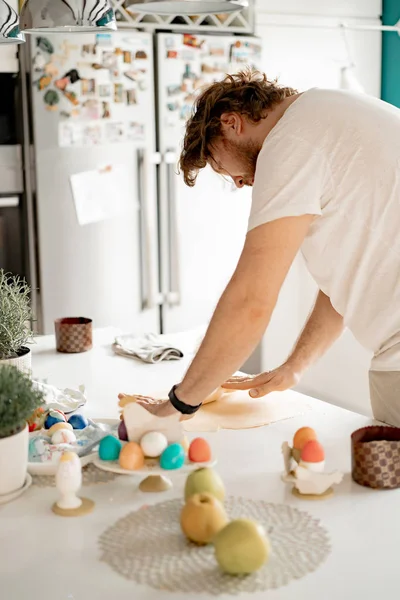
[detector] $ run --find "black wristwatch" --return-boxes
[168,385,202,415]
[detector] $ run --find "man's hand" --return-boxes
[118,393,190,419]
[222,363,301,397]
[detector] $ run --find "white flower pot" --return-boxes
[0,425,29,496]
[0,347,31,377]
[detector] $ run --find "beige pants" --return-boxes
[369,370,400,426]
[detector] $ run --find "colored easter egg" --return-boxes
[99,435,122,461]
[118,419,128,441]
[293,427,317,451]
[188,438,212,463]
[48,422,73,436]
[140,432,168,458]
[45,409,67,429]
[28,406,47,432]
[301,440,325,463]
[51,429,77,445]
[160,443,185,470]
[119,442,145,470]
[68,414,88,430]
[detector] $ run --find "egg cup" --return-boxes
[281,442,343,499]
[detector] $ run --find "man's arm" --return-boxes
[223,290,344,397]
[287,290,344,373]
[175,214,315,407]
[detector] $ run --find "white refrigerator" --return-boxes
[29,31,261,335]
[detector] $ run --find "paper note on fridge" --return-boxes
[70,165,137,226]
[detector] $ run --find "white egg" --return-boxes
[52,429,77,445]
[299,460,325,473]
[140,431,168,458]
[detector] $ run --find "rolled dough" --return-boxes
[183,389,312,432]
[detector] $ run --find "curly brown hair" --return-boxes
[179,68,297,187]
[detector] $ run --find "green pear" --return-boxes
[184,468,225,502]
[214,519,270,575]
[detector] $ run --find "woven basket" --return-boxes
[351,426,400,489]
[55,317,92,353]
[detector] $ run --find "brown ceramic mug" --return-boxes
[54,317,93,353]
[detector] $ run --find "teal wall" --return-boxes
[381,0,400,107]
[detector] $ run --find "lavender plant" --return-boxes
[0,269,33,359]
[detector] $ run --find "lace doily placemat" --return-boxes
[98,497,331,595]
[32,463,118,487]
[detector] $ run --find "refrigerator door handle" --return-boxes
[165,150,181,307]
[137,148,157,310]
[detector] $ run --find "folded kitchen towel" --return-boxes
[112,333,184,364]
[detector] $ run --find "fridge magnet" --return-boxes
[114,84,124,103]
[44,62,59,77]
[91,62,106,70]
[102,102,111,119]
[83,124,102,146]
[123,51,132,64]
[167,101,179,112]
[81,78,96,95]
[36,37,54,55]
[102,51,117,70]
[62,90,80,106]
[180,104,192,122]
[166,50,178,59]
[138,79,147,92]
[55,69,81,91]
[32,52,47,72]
[43,89,60,111]
[181,49,196,62]
[99,84,112,97]
[183,34,204,50]
[37,75,52,91]
[165,37,176,49]
[135,50,148,60]
[126,89,137,106]
[59,123,83,147]
[60,111,71,120]
[82,99,100,120]
[96,33,113,47]
[105,122,125,143]
[281,428,343,500]
[167,84,181,97]
[82,43,97,57]
[127,122,145,141]
[114,47,124,57]
[209,45,226,57]
[124,70,137,82]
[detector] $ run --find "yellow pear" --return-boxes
[180,492,228,545]
[184,467,225,502]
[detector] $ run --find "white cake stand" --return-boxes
[93,456,217,492]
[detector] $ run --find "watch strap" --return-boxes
[168,385,202,415]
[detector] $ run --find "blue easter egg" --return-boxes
[160,443,185,470]
[99,435,122,461]
[45,414,64,429]
[68,414,88,430]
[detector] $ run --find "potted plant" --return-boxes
[0,365,44,495]
[0,269,34,374]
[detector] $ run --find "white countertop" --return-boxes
[1,329,397,600]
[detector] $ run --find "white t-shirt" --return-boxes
[248,88,400,371]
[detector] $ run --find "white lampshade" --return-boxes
[20,0,117,33]
[0,0,25,43]
[127,0,247,15]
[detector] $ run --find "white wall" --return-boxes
[248,0,382,416]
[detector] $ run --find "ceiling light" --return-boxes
[0,0,25,43]
[127,0,247,15]
[20,0,117,34]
